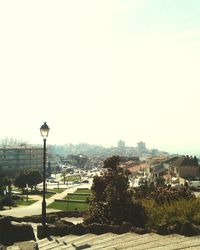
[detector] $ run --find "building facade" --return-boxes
[0,146,44,169]
[168,156,199,180]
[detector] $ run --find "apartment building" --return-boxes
[0,146,44,169]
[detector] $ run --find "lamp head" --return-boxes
[40,122,50,138]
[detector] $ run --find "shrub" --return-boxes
[141,198,200,228]
[2,196,15,206]
[133,186,194,205]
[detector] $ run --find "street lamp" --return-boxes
[40,122,50,227]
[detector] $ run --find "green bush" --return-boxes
[2,196,15,206]
[133,186,194,204]
[142,198,200,228]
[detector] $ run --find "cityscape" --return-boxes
[1,0,200,249]
[1,134,200,248]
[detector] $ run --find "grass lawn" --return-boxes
[32,190,56,199]
[53,188,66,193]
[47,187,90,211]
[66,194,90,201]
[74,188,91,194]
[48,201,88,211]
[16,199,38,206]
[44,192,55,199]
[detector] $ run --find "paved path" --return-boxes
[0,183,90,218]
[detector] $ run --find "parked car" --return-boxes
[82,180,89,183]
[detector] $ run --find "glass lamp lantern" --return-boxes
[40,122,50,138]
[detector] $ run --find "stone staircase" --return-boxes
[37,232,200,250]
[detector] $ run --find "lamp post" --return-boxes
[40,122,50,227]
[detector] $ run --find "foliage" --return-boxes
[27,170,42,190]
[0,137,28,147]
[47,162,52,177]
[84,156,147,226]
[1,196,15,206]
[0,177,6,195]
[155,176,166,187]
[14,169,42,192]
[103,155,121,171]
[14,172,28,192]
[133,186,194,205]
[0,176,13,197]
[133,185,199,229]
[141,198,200,228]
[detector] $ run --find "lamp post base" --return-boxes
[37,224,48,239]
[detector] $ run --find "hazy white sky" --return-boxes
[1,0,200,155]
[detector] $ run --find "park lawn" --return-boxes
[53,188,66,193]
[36,191,56,199]
[66,194,90,201]
[74,188,91,194]
[44,192,56,199]
[16,199,38,206]
[48,201,88,211]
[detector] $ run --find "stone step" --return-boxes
[51,234,79,243]
[71,232,116,249]
[38,233,117,250]
[37,232,200,250]
[87,233,132,249]
[40,241,66,250]
[92,233,152,249]
[55,234,100,249]
[38,236,56,248]
[153,236,200,250]
[37,236,54,245]
[114,234,184,249]
[184,246,200,250]
[38,237,53,244]
[123,235,200,250]
[38,233,95,250]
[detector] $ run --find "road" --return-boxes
[0,182,91,218]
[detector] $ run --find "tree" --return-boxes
[0,177,6,196]
[14,169,42,192]
[62,171,67,184]
[156,176,166,187]
[103,155,121,172]
[3,177,12,196]
[0,137,28,147]
[84,156,147,226]
[14,172,27,193]
[47,162,52,177]
[27,170,42,191]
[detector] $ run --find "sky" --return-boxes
[0,0,200,155]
